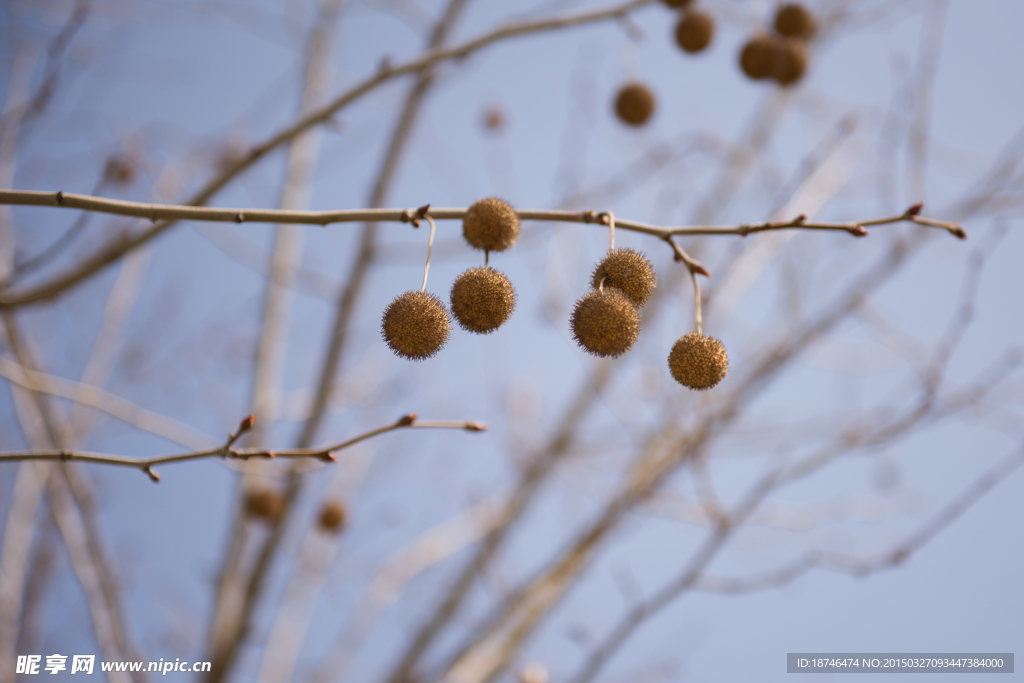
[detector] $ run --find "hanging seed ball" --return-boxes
[662,0,693,7]
[668,332,729,390]
[245,488,284,522]
[614,82,656,127]
[739,34,777,80]
[450,267,517,334]
[674,10,715,54]
[319,501,347,533]
[772,37,809,86]
[381,290,451,360]
[570,287,641,358]
[591,248,656,308]
[462,197,519,252]
[774,3,817,40]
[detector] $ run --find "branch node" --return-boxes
[582,210,598,224]
[55,191,65,206]
[235,212,244,223]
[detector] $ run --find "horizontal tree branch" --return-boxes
[0,190,966,278]
[0,413,485,482]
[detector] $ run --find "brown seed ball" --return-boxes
[245,488,284,522]
[450,267,517,334]
[591,248,656,308]
[771,37,809,86]
[570,287,641,358]
[668,332,729,390]
[614,82,656,127]
[739,34,777,80]
[381,290,451,360]
[774,3,817,40]
[462,197,519,252]
[674,10,715,54]
[661,0,693,8]
[319,501,347,533]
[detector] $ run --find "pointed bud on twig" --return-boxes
[464,421,487,432]
[906,202,924,217]
[226,414,256,447]
[793,213,807,225]
[396,413,418,426]
[145,466,161,483]
[320,452,337,463]
[851,225,869,237]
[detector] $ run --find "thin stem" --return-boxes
[691,269,702,336]
[420,215,436,293]
[484,249,489,268]
[0,416,486,482]
[602,210,615,250]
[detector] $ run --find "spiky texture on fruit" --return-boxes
[668,332,729,390]
[381,290,451,360]
[739,34,776,80]
[462,197,520,252]
[774,3,817,40]
[245,488,283,521]
[591,248,656,307]
[614,82,656,127]
[771,37,808,86]
[570,288,640,358]
[450,267,517,334]
[661,0,693,7]
[319,501,347,533]
[674,10,714,54]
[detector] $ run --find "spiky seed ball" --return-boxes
[245,488,283,522]
[772,37,809,86]
[614,82,656,127]
[570,288,640,358]
[591,248,656,308]
[319,501,347,533]
[661,0,693,8]
[462,198,520,252]
[668,332,729,390]
[450,267,517,334]
[774,3,817,40]
[381,290,451,360]
[739,34,777,80]
[674,10,715,54]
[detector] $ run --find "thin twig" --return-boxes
[0,414,485,482]
[0,191,967,241]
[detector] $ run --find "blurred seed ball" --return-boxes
[450,267,517,334]
[614,82,655,127]
[482,105,505,133]
[674,10,715,54]
[591,248,656,307]
[774,3,817,40]
[570,287,640,358]
[319,501,347,533]
[245,488,284,522]
[739,34,777,80]
[661,0,693,8]
[381,290,451,360]
[462,197,520,252]
[668,332,729,390]
[102,155,135,185]
[771,37,809,86]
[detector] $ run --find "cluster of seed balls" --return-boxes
[380,198,728,390]
[614,2,816,128]
[381,197,519,360]
[739,3,816,86]
[244,488,347,534]
[569,246,727,390]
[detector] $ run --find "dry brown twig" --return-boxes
[0,413,486,483]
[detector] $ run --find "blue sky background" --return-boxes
[1,0,1022,681]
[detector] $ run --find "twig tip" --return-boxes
[397,413,418,426]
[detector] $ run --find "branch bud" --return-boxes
[906,202,923,217]
[396,413,418,426]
